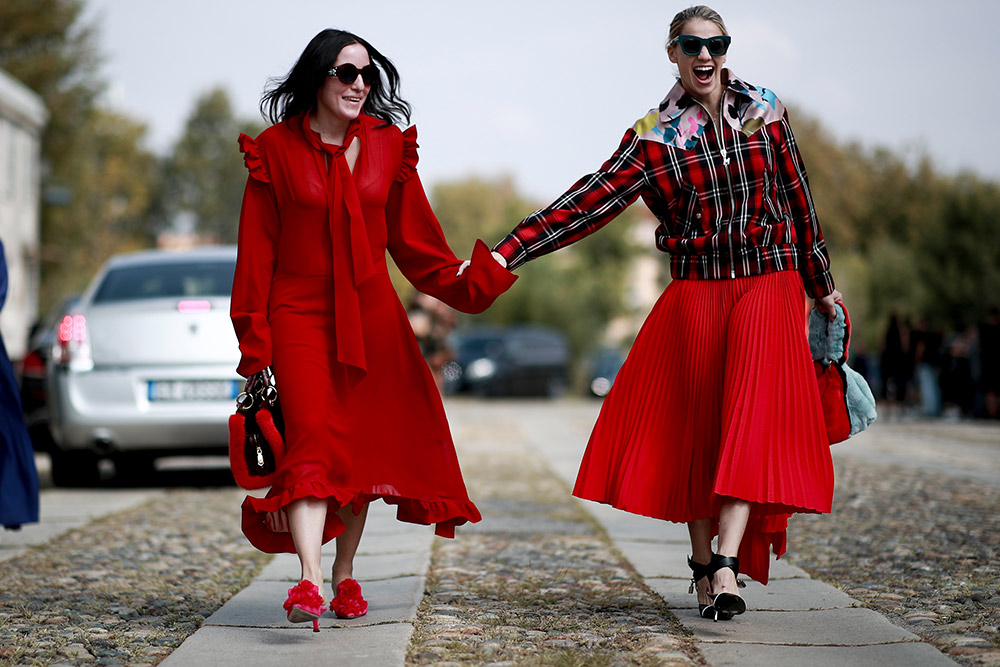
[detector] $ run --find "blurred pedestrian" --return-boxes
[910,316,942,418]
[940,324,978,419]
[979,307,1000,419]
[488,5,841,621]
[406,292,457,393]
[231,29,515,629]
[880,313,911,418]
[0,238,40,531]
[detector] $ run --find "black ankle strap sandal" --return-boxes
[687,556,716,619]
[705,553,747,621]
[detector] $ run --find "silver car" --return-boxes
[45,246,241,486]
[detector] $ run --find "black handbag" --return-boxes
[228,367,286,489]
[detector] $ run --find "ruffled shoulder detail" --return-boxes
[238,133,270,183]
[395,125,419,183]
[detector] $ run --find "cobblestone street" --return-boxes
[0,399,996,665]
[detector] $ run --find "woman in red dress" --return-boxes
[231,29,515,629]
[492,5,841,620]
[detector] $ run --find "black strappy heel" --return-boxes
[706,553,747,621]
[687,556,717,619]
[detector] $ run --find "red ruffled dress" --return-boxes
[231,113,516,552]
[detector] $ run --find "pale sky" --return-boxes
[85,0,998,202]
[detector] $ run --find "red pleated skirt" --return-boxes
[573,270,834,584]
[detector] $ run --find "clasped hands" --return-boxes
[456,252,508,276]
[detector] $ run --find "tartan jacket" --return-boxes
[493,70,835,299]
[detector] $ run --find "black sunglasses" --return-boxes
[672,34,731,57]
[327,63,380,85]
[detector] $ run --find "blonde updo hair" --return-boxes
[667,5,729,47]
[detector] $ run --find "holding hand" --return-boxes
[814,289,844,321]
[265,509,290,533]
[456,252,508,276]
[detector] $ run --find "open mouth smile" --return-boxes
[693,66,714,84]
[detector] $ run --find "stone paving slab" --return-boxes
[616,539,810,580]
[648,577,858,611]
[514,400,958,666]
[697,640,958,666]
[163,499,429,667]
[258,550,430,582]
[584,502,692,542]
[680,607,921,646]
[160,623,413,667]
[203,575,425,628]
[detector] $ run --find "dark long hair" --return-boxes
[260,29,411,127]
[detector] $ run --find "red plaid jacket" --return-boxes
[493,71,835,299]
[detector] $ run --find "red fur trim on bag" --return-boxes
[228,414,256,489]
[255,408,286,461]
[228,413,245,449]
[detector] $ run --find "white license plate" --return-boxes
[147,380,241,402]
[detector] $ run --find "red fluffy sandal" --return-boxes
[330,578,368,619]
[283,580,327,632]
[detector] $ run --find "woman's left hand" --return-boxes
[265,509,290,533]
[814,289,844,321]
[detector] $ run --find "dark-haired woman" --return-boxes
[231,29,515,629]
[492,5,841,620]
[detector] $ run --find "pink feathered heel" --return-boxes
[330,578,368,619]
[283,580,327,632]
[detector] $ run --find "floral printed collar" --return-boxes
[633,70,785,150]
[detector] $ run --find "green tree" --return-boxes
[0,0,117,307]
[158,87,263,243]
[0,0,102,160]
[916,174,1000,327]
[39,109,159,303]
[792,105,1000,347]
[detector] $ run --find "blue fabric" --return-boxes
[808,302,878,439]
[0,239,40,529]
[808,304,847,362]
[843,363,878,437]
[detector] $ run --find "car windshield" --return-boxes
[458,336,504,358]
[92,260,236,303]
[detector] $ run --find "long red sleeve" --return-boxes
[385,128,516,313]
[231,135,279,377]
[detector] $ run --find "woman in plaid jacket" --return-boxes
[491,5,842,621]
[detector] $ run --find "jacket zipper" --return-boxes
[717,94,737,278]
[695,92,738,279]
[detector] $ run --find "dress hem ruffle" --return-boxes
[242,479,482,553]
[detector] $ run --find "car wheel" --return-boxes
[50,450,102,487]
[113,454,157,485]
[27,423,56,453]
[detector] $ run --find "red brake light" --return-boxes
[58,314,87,343]
[56,314,92,369]
[20,350,46,379]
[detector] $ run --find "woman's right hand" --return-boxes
[814,289,844,321]
[244,371,264,394]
